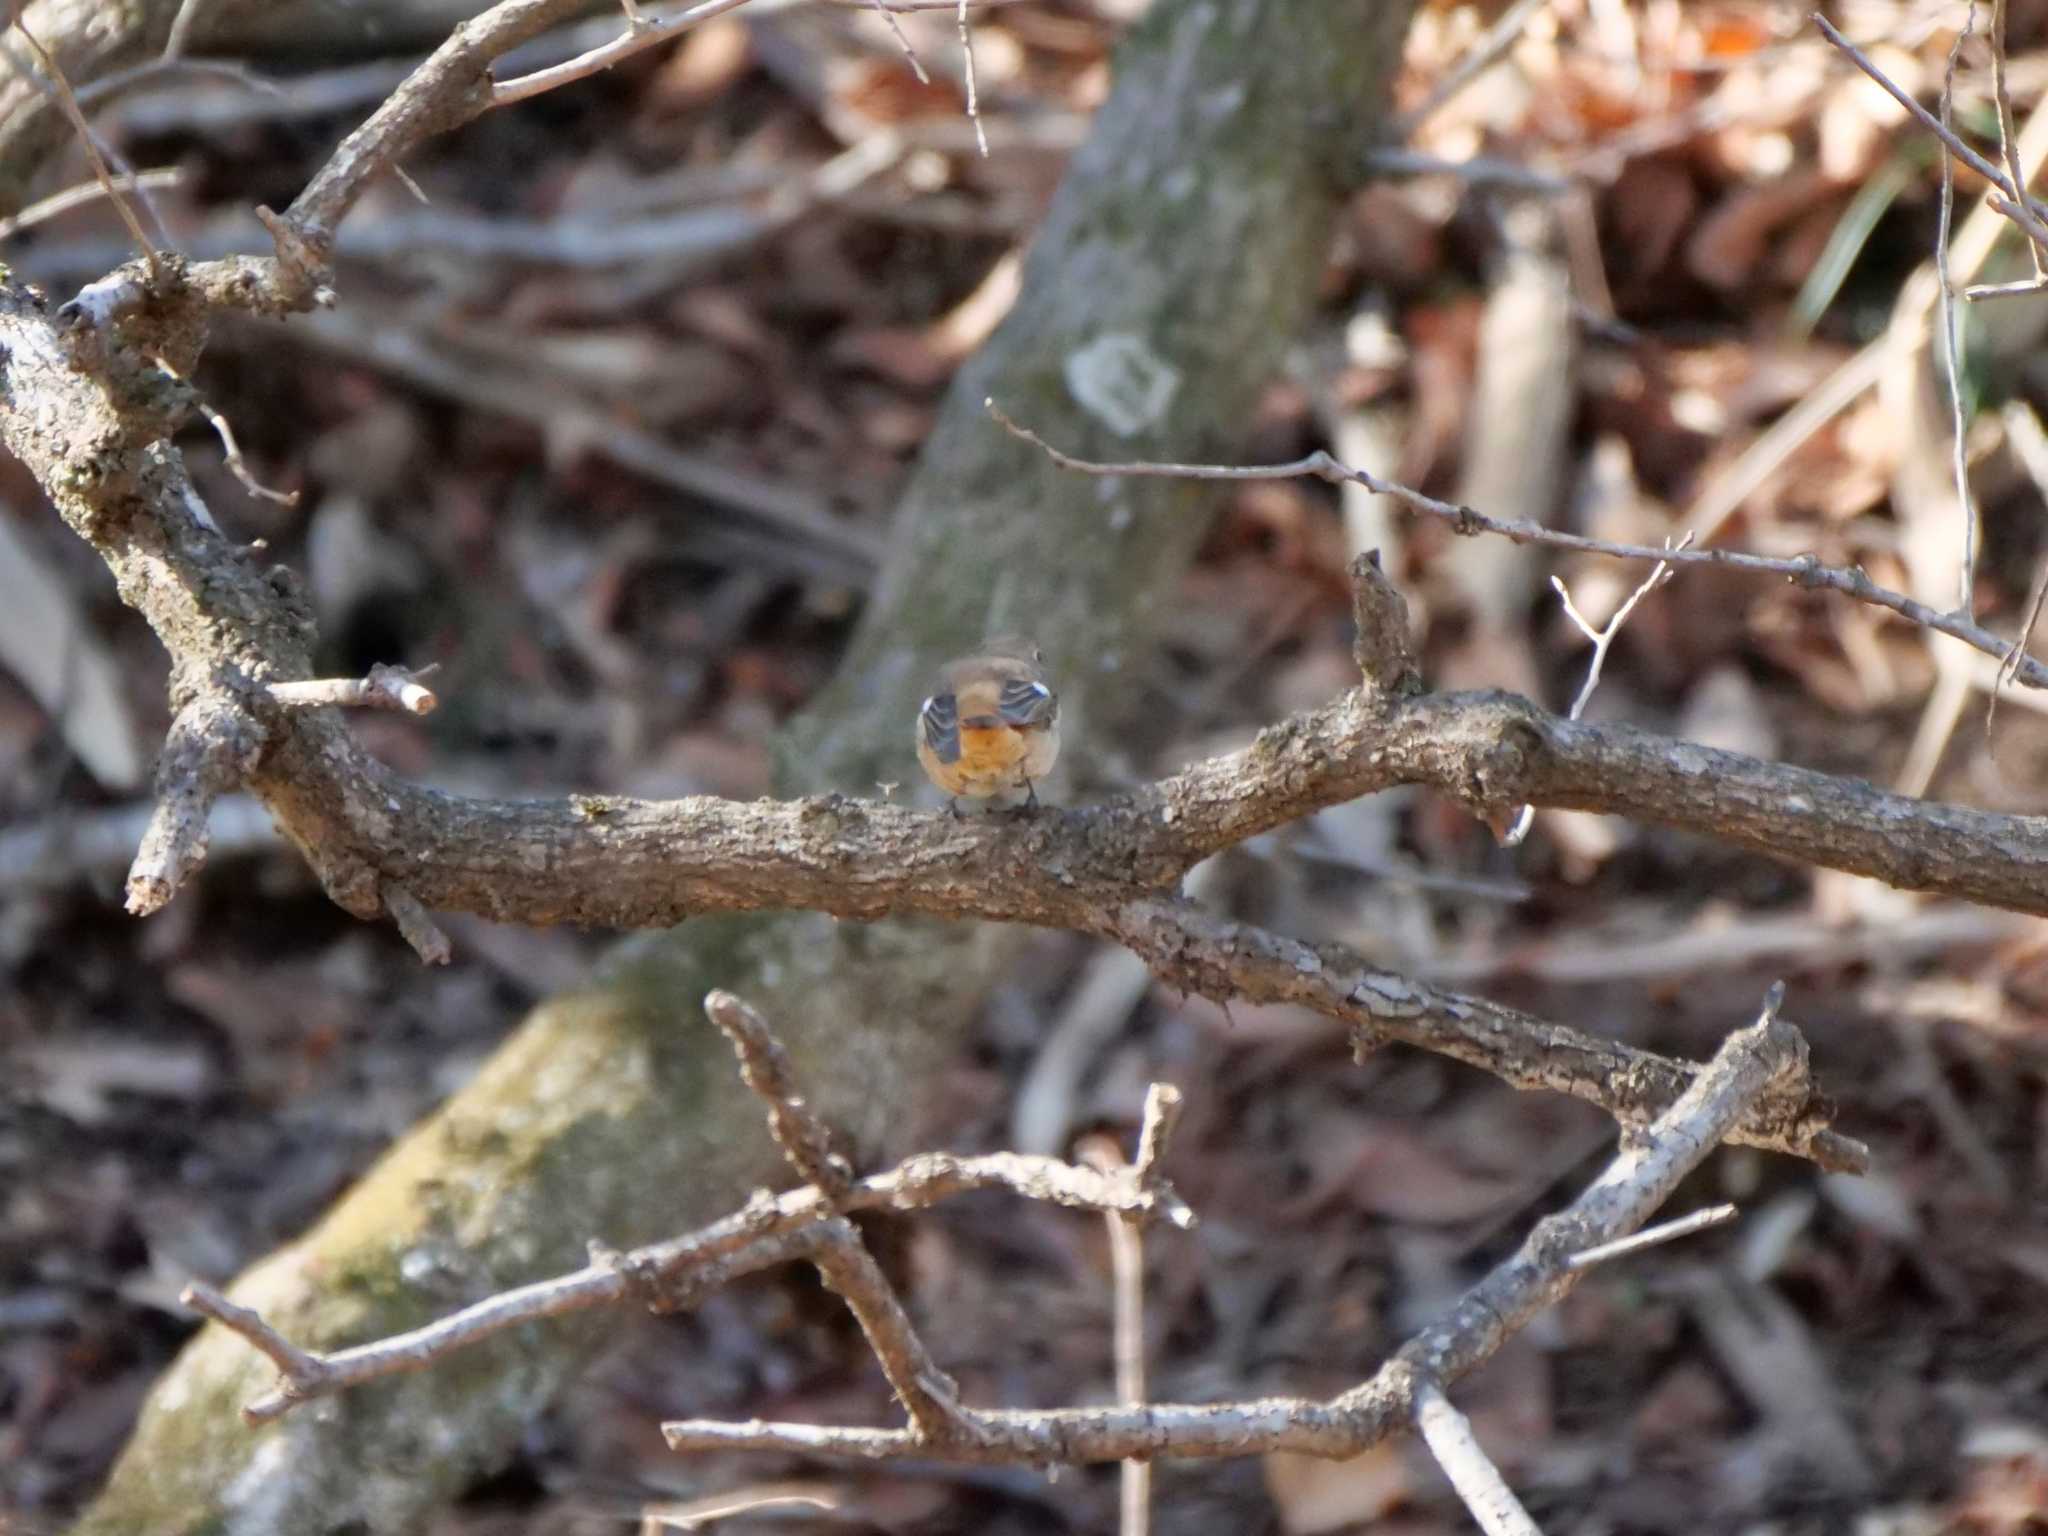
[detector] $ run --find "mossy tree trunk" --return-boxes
[65,2,1419,1530]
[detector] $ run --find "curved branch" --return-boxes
[227,664,2048,933]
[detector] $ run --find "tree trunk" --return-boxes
[72,2,1418,1530]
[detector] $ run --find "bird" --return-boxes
[915,636,1060,815]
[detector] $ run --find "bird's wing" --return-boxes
[996,678,1056,729]
[920,690,961,763]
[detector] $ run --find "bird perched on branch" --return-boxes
[915,637,1060,814]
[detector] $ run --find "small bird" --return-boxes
[915,637,1060,814]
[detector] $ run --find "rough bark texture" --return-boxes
[69,3,1416,1531]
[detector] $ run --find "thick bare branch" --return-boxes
[0,287,1890,1159]
[1106,899,1863,1172]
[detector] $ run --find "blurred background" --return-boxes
[6,0,2048,1531]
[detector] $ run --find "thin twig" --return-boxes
[181,1283,327,1382]
[709,990,975,1440]
[1081,1130,1153,1536]
[1813,13,2048,253]
[151,354,302,508]
[1401,0,1550,132]
[70,55,287,109]
[1413,1379,1545,1536]
[1936,7,1979,613]
[863,0,931,85]
[958,0,986,158]
[1564,1204,1738,1270]
[0,167,181,241]
[163,0,216,60]
[985,399,2048,690]
[7,3,159,274]
[267,663,440,715]
[494,0,759,106]
[1991,0,2044,276]
[1501,535,1689,847]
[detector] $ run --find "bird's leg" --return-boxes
[947,797,963,821]
[1022,778,1040,810]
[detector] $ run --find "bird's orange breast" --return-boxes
[956,724,1027,775]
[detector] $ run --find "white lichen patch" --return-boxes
[1064,333,1180,439]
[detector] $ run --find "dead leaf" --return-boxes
[1264,1440,1412,1534]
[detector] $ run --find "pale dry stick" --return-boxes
[381,880,452,965]
[1564,1203,1737,1270]
[493,0,760,106]
[1935,7,1978,613]
[1991,0,2044,277]
[1413,1379,1544,1536]
[1420,904,2031,989]
[660,993,1808,1465]
[637,1489,837,1534]
[1500,534,1689,847]
[0,167,180,241]
[5,5,158,273]
[163,0,217,60]
[1081,1110,1170,1536]
[1682,343,1890,546]
[1013,945,1154,1156]
[985,399,2048,690]
[391,164,430,205]
[958,0,987,159]
[267,664,441,716]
